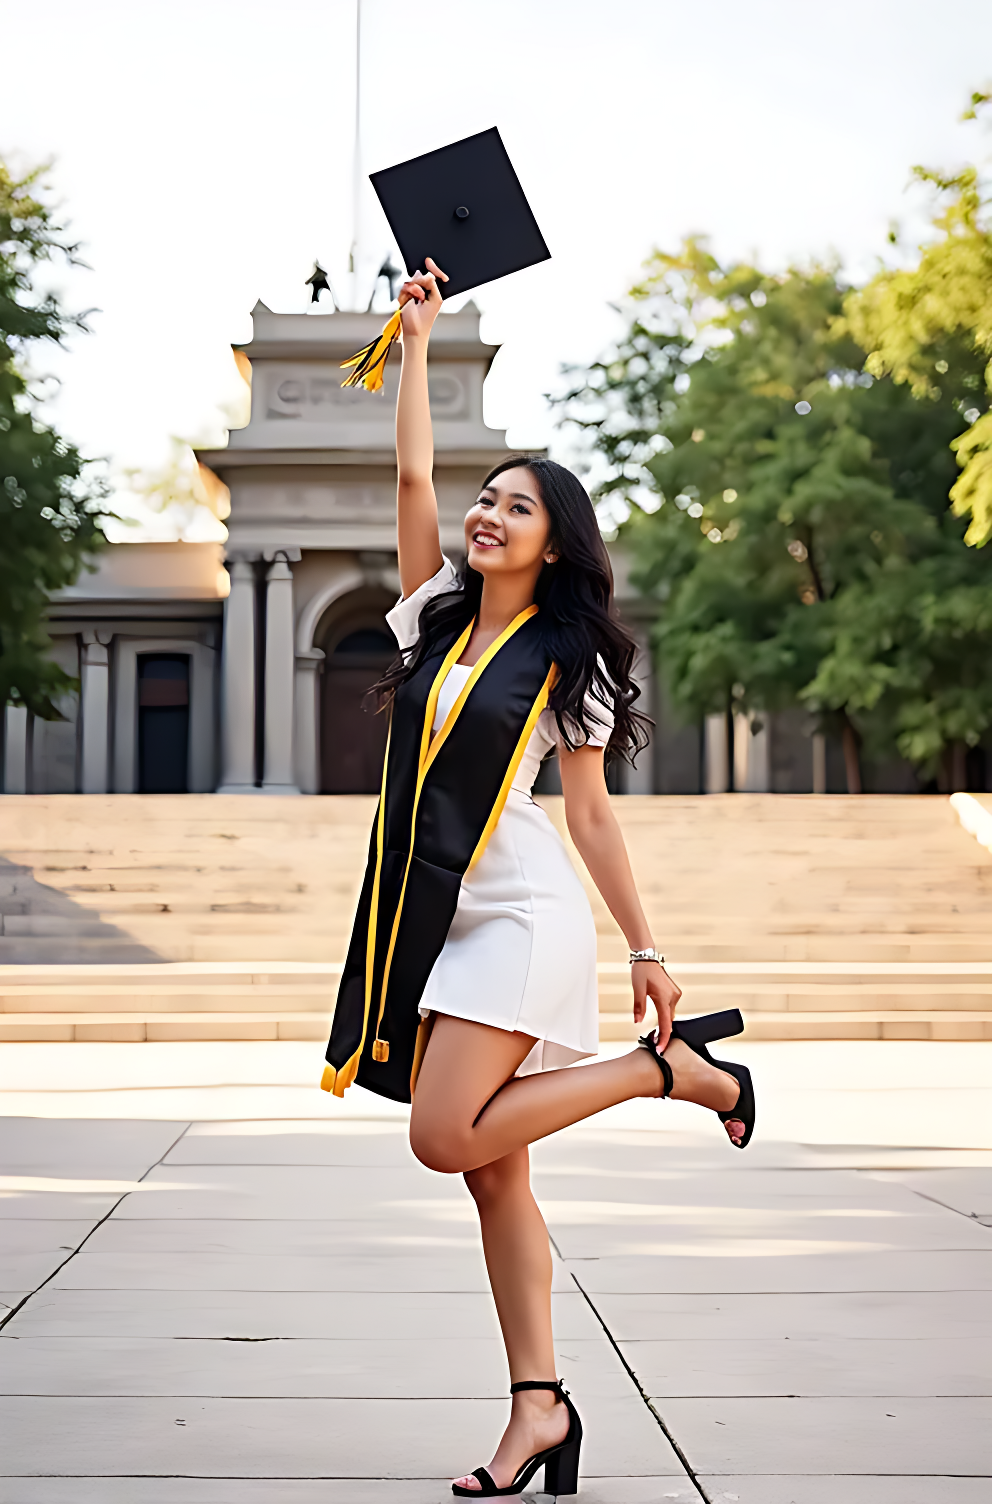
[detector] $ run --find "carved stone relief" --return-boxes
[262,362,467,422]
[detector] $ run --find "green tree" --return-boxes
[0,158,107,719]
[846,95,992,545]
[556,243,992,791]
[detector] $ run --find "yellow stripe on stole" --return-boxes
[321,714,393,1096]
[466,662,557,874]
[408,1009,436,1098]
[365,620,474,1065]
[371,606,541,1059]
[324,605,546,1094]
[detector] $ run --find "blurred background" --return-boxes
[2,0,991,489]
[2,0,992,805]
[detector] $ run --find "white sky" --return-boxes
[2,0,991,530]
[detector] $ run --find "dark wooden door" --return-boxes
[138,654,190,793]
[320,630,394,793]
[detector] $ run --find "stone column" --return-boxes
[733,709,770,792]
[262,554,300,794]
[80,630,112,794]
[294,648,325,794]
[3,705,29,793]
[704,712,729,794]
[812,732,827,794]
[217,559,258,793]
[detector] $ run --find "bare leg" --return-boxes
[410,1015,741,1176]
[451,1147,569,1491]
[411,1017,742,1490]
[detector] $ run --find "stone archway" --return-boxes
[315,588,396,793]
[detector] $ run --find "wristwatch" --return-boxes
[629,947,664,965]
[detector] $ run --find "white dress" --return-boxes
[385,559,610,1075]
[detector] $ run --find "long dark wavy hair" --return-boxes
[374,457,651,765]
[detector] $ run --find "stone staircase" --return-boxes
[0,793,989,1043]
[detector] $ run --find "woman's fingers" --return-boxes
[644,967,680,1050]
[424,256,449,282]
[632,970,647,1024]
[652,984,674,1049]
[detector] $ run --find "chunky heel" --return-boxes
[452,1378,582,1497]
[672,1011,755,1149]
[544,1427,581,1494]
[674,1008,743,1049]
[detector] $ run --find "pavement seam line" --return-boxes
[0,1120,193,1335]
[899,1184,992,1227]
[553,1244,711,1504]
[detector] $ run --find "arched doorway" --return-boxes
[316,591,396,793]
[137,654,190,793]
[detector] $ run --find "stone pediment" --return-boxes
[239,299,498,364]
[195,297,518,556]
[202,299,508,461]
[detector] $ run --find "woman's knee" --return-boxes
[409,1109,470,1174]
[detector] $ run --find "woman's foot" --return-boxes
[637,1033,746,1146]
[452,1385,570,1492]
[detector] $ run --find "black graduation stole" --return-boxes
[321,605,556,1104]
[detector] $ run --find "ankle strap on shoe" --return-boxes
[637,1032,674,1098]
[510,1379,564,1396]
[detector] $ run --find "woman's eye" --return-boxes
[511,503,531,514]
[477,497,493,508]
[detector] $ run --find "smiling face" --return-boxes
[464,466,557,579]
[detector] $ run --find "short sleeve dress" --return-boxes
[386,559,610,1075]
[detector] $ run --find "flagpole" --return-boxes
[348,0,362,309]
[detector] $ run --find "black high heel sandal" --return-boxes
[639,1007,756,1149]
[451,1378,582,1497]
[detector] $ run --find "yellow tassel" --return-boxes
[372,1039,390,1063]
[320,1064,336,1093]
[340,307,403,392]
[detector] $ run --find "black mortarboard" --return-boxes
[369,127,550,300]
[341,129,550,391]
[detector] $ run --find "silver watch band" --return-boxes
[629,947,664,965]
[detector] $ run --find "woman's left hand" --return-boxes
[632,961,681,1050]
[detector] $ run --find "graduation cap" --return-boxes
[341,128,550,392]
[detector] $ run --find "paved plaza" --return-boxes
[2,1040,991,1502]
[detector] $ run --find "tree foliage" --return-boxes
[556,240,992,789]
[0,158,107,718]
[846,100,992,545]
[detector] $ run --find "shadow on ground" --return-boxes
[0,857,161,963]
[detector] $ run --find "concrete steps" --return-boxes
[1,958,990,1043]
[0,793,989,1042]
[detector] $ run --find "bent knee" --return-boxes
[409,1114,470,1174]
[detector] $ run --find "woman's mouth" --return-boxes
[472,532,503,548]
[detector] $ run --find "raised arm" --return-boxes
[395,258,448,599]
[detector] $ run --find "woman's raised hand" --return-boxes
[632,961,682,1050]
[399,256,449,340]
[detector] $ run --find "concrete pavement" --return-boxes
[2,1041,991,1501]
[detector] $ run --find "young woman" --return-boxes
[323,258,754,1498]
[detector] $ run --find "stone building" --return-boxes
[3,300,836,798]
